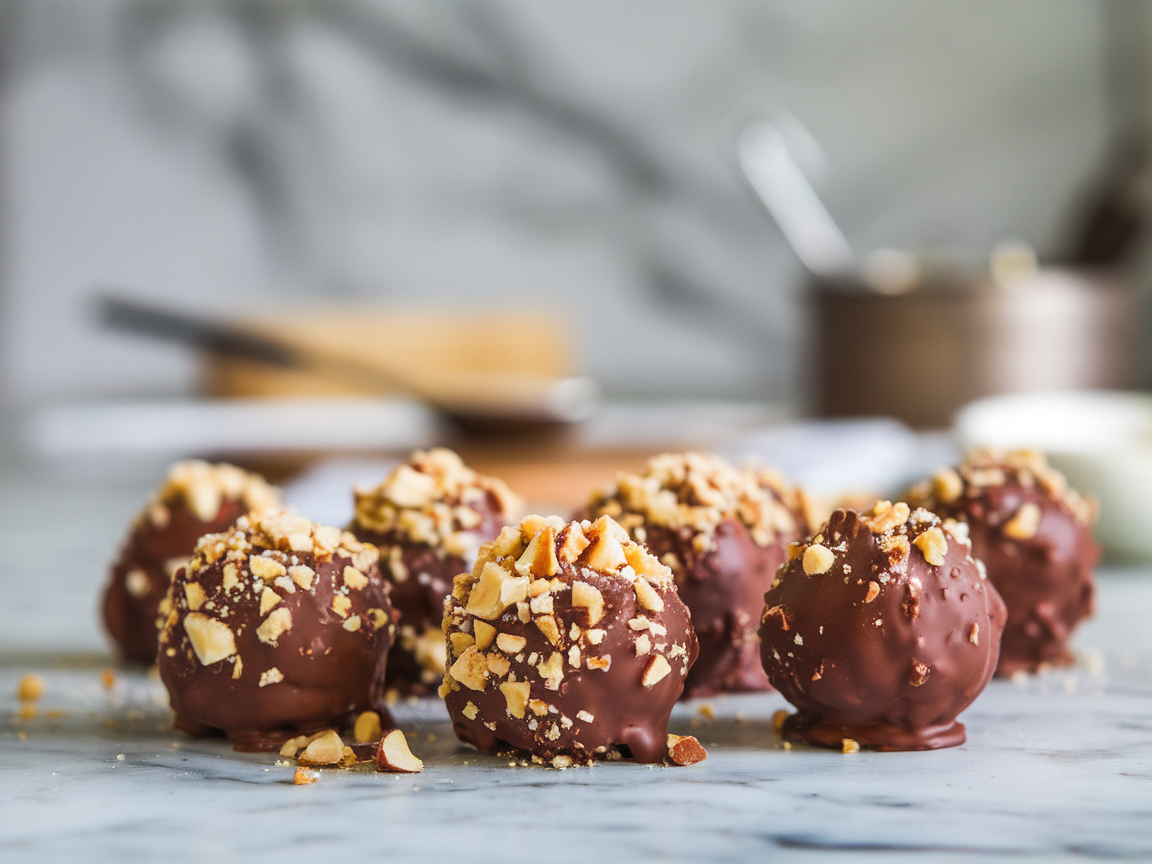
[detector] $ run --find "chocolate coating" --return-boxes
[441,515,698,766]
[585,453,806,699]
[760,503,1006,751]
[349,449,520,695]
[103,461,280,665]
[909,450,1098,676]
[158,512,394,751]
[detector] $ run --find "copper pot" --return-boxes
[815,268,1137,428]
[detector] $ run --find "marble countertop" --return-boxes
[2,468,1151,862]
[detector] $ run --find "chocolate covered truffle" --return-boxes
[909,449,1098,676]
[350,448,521,696]
[157,511,395,751]
[586,452,806,698]
[440,514,698,767]
[103,460,281,665]
[760,501,1006,751]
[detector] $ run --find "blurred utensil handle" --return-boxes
[737,121,855,276]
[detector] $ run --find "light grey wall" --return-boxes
[0,0,1112,408]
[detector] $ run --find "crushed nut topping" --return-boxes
[352,448,522,554]
[440,513,686,759]
[142,460,280,525]
[909,449,1095,525]
[586,452,803,552]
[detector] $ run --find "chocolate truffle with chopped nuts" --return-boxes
[103,460,281,665]
[349,448,522,696]
[157,511,395,751]
[760,501,1006,751]
[908,449,1098,677]
[585,452,806,698]
[440,514,698,767]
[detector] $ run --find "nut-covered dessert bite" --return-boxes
[103,460,281,665]
[760,501,1006,751]
[157,511,395,751]
[349,448,521,696]
[909,449,1098,676]
[586,452,806,698]
[440,514,699,767]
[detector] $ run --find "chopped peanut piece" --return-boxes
[376,729,424,773]
[473,620,496,650]
[17,674,43,703]
[259,587,281,615]
[292,768,318,785]
[448,646,489,691]
[913,527,948,566]
[183,613,237,665]
[534,615,561,646]
[466,562,516,620]
[582,517,628,571]
[288,564,315,591]
[516,525,560,578]
[184,582,207,611]
[354,710,382,744]
[1003,502,1041,540]
[667,734,707,766]
[557,524,590,563]
[250,556,287,582]
[633,578,664,613]
[842,738,861,754]
[867,501,910,534]
[803,544,835,575]
[642,654,672,687]
[297,730,344,766]
[496,633,527,653]
[933,468,963,502]
[571,581,605,626]
[256,607,294,646]
[342,566,368,590]
[500,681,531,718]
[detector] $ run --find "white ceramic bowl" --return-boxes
[955,390,1152,560]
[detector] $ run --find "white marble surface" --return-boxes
[2,468,1151,862]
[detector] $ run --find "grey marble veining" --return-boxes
[3,576,1151,863]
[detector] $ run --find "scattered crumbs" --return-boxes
[17,731,26,741]
[697,704,715,719]
[782,741,791,750]
[1010,670,1029,687]
[292,767,318,785]
[116,754,125,761]
[734,711,746,724]
[100,669,117,690]
[841,738,860,754]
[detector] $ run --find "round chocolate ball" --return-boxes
[909,449,1098,676]
[158,511,395,751]
[349,448,521,696]
[760,501,1006,751]
[103,461,281,665]
[440,514,698,767]
[586,452,806,699]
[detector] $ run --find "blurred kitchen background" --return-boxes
[6,0,1152,571]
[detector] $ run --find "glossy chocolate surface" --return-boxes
[158,514,394,751]
[911,453,1098,676]
[760,505,1006,751]
[441,516,697,765]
